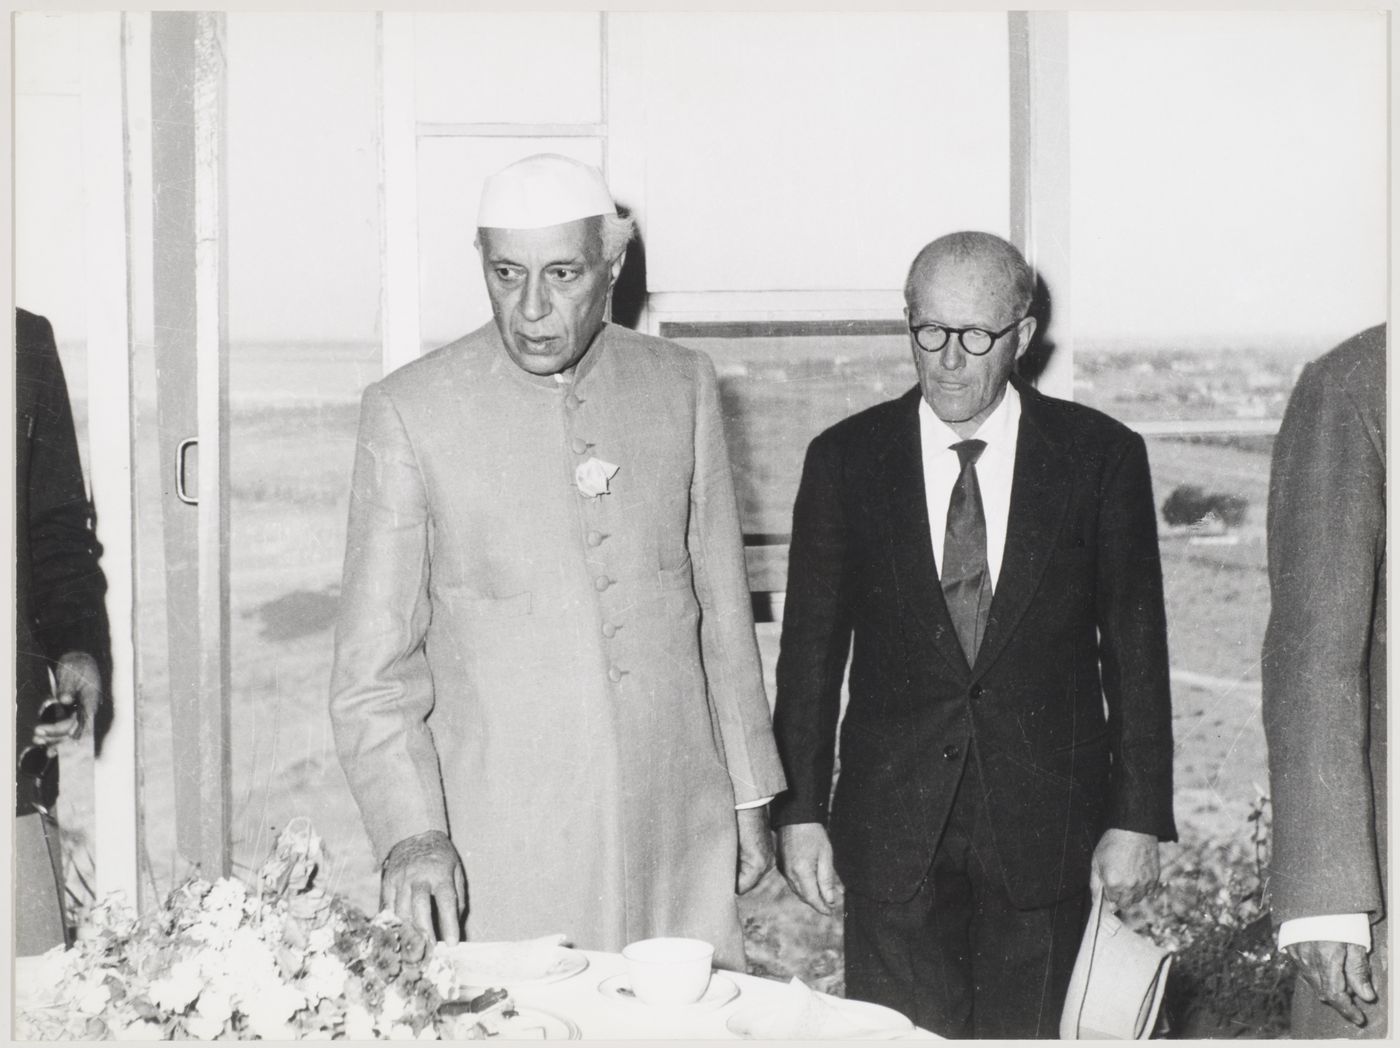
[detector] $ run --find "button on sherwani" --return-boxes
[331,322,786,969]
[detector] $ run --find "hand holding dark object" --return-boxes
[1286,940,1377,1027]
[30,652,100,752]
[1091,827,1160,909]
[381,830,465,945]
[776,821,844,916]
[736,805,775,894]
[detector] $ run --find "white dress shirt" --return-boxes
[918,385,1021,586]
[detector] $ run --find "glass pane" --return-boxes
[412,13,603,126]
[223,12,383,913]
[628,13,1010,293]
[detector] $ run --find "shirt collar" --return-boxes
[919,381,1021,452]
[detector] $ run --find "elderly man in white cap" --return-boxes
[330,153,786,968]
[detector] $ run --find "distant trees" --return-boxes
[1162,485,1249,529]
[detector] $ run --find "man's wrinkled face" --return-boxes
[479,217,621,376]
[905,258,1035,438]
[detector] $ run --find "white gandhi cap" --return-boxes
[477,153,617,230]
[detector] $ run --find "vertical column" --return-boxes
[82,12,141,903]
[150,11,230,879]
[1009,11,1073,401]
[377,13,422,376]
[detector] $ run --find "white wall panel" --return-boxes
[611,13,1010,295]
[413,13,602,126]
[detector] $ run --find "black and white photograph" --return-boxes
[7,7,1390,1040]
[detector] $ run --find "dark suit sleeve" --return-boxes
[771,431,855,827]
[1095,429,1177,841]
[21,314,110,671]
[1262,359,1384,924]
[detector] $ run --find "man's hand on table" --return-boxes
[382,830,466,945]
[776,822,843,916]
[736,806,775,894]
[1285,940,1377,1027]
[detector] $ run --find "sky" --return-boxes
[13,10,1389,353]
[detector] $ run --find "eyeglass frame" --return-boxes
[907,315,1028,357]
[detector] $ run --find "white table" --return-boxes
[13,950,939,1040]
[507,950,939,1040]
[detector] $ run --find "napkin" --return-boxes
[438,933,570,984]
[728,977,913,1039]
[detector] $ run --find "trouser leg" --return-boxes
[16,810,67,954]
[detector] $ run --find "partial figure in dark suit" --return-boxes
[1263,323,1386,1037]
[771,232,1177,1038]
[15,308,109,953]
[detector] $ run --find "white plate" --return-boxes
[440,1004,580,1040]
[439,943,589,988]
[725,995,915,1039]
[597,972,740,1011]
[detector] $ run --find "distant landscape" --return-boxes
[51,338,1312,1013]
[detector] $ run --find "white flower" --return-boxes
[423,952,457,999]
[241,983,305,1041]
[417,1023,441,1040]
[196,985,234,1026]
[149,957,203,1013]
[575,457,620,498]
[184,1011,226,1040]
[345,1003,377,1040]
[76,977,112,1015]
[303,953,349,1001]
[307,925,336,954]
[388,1022,418,1040]
[380,985,408,1025]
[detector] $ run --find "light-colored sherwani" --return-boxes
[330,321,786,969]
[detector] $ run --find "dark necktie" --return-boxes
[942,439,993,665]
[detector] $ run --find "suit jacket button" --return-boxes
[601,622,617,638]
[565,393,583,410]
[969,683,984,699]
[943,744,961,761]
[570,437,590,454]
[608,666,623,683]
[594,575,612,592]
[586,530,605,547]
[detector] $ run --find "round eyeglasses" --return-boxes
[909,317,1025,356]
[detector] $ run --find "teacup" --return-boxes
[621,937,715,1006]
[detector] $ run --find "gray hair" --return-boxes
[599,211,636,263]
[904,231,1036,317]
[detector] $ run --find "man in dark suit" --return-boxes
[1262,324,1386,1038]
[771,232,1176,1038]
[15,308,109,953]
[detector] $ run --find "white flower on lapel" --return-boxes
[576,457,620,499]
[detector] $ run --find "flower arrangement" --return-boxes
[17,818,459,1040]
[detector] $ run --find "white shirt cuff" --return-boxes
[1277,914,1371,950]
[735,796,773,811]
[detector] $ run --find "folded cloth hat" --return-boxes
[1061,884,1172,1039]
[477,153,616,230]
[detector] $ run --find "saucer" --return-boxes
[597,972,740,1011]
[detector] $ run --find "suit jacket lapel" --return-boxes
[880,387,973,678]
[973,381,1074,675]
